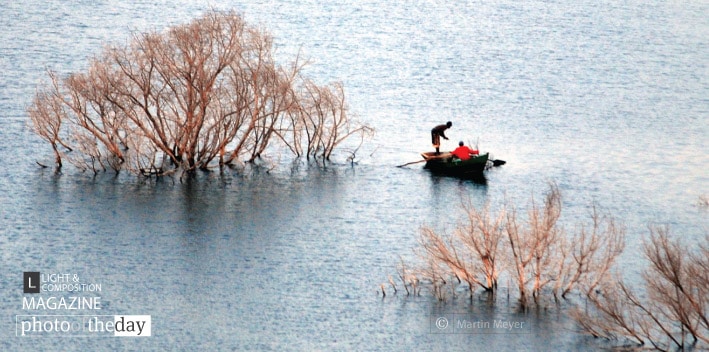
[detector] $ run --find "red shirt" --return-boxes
[451,146,478,160]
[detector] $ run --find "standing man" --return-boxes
[431,121,452,154]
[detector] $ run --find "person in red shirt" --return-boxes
[451,141,479,160]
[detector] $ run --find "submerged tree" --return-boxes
[28,10,372,176]
[575,227,709,350]
[417,200,505,297]
[385,184,707,350]
[390,183,625,308]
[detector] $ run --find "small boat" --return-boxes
[420,152,490,177]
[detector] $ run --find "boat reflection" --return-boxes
[428,170,488,185]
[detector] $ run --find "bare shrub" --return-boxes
[577,227,709,350]
[393,183,625,310]
[294,80,374,160]
[416,200,505,298]
[554,205,625,300]
[27,72,73,168]
[396,257,420,296]
[28,10,372,176]
[504,184,564,305]
[505,186,624,307]
[459,200,506,291]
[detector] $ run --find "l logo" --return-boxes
[23,272,40,294]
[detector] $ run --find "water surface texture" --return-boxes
[1,1,707,350]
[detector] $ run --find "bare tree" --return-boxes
[294,80,373,161]
[458,200,505,291]
[554,205,625,300]
[396,257,419,296]
[28,10,372,176]
[28,72,73,168]
[577,227,709,350]
[504,184,564,305]
[394,183,625,310]
[410,201,505,297]
[417,227,475,294]
[415,201,505,298]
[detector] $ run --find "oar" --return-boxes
[396,159,426,168]
[490,159,506,167]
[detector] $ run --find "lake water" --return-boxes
[1,0,707,350]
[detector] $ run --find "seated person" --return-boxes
[450,141,479,161]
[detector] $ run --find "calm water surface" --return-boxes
[1,1,707,350]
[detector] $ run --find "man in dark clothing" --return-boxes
[431,121,452,154]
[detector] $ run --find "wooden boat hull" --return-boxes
[421,152,489,176]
